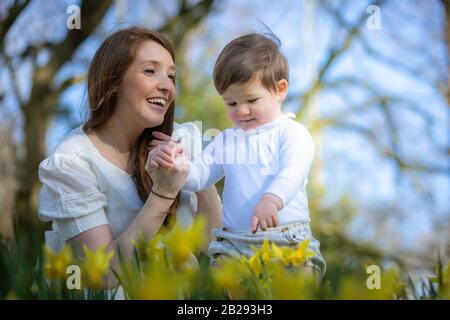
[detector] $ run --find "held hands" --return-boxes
[251,193,283,234]
[148,131,184,169]
[145,131,189,199]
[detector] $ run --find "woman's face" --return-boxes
[116,40,176,128]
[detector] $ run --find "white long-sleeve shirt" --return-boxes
[184,113,315,231]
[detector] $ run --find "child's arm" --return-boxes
[251,123,314,233]
[264,122,315,209]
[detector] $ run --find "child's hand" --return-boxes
[251,201,279,234]
[147,131,183,170]
[251,193,283,233]
[251,200,279,233]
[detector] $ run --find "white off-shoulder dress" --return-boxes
[38,122,202,252]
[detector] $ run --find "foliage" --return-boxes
[0,216,448,300]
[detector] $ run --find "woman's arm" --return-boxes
[195,186,222,248]
[68,155,189,289]
[68,192,174,289]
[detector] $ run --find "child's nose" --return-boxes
[238,106,250,117]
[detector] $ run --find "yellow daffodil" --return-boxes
[261,239,271,262]
[129,262,180,300]
[270,240,315,267]
[131,231,164,264]
[81,244,114,289]
[271,242,292,266]
[162,216,207,267]
[289,239,316,267]
[243,252,263,278]
[43,245,73,280]
[210,258,245,298]
[270,264,316,299]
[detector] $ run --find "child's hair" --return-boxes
[213,33,289,95]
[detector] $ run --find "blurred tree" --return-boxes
[0,122,18,240]
[1,0,113,236]
[300,0,449,268]
[0,0,217,238]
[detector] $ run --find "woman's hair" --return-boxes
[213,33,289,95]
[83,26,178,214]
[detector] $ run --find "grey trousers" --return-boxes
[208,221,326,277]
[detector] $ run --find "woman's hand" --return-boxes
[145,133,189,198]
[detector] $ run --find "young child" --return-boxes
[150,33,326,275]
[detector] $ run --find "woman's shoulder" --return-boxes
[39,125,96,175]
[50,125,95,157]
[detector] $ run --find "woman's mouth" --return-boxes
[146,97,167,113]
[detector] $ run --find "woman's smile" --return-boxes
[146,96,168,113]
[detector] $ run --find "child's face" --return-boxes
[222,77,288,131]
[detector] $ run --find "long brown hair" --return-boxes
[83,26,179,215]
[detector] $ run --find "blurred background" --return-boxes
[0,0,448,283]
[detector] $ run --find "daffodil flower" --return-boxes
[162,216,207,267]
[288,239,315,267]
[43,245,73,280]
[81,245,114,289]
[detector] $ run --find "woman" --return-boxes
[37,27,222,289]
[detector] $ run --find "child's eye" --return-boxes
[248,98,259,103]
[168,74,175,80]
[226,102,237,107]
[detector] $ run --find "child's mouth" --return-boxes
[241,118,256,123]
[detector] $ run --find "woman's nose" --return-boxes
[157,76,174,95]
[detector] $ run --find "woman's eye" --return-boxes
[248,98,259,103]
[144,69,155,75]
[168,74,175,80]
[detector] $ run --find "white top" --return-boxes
[184,113,314,231]
[38,123,199,252]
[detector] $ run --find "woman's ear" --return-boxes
[276,79,288,102]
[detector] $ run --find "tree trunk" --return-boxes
[15,103,52,233]
[14,0,114,233]
[0,124,18,240]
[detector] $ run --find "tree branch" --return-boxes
[0,0,30,54]
[297,0,386,119]
[158,0,215,49]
